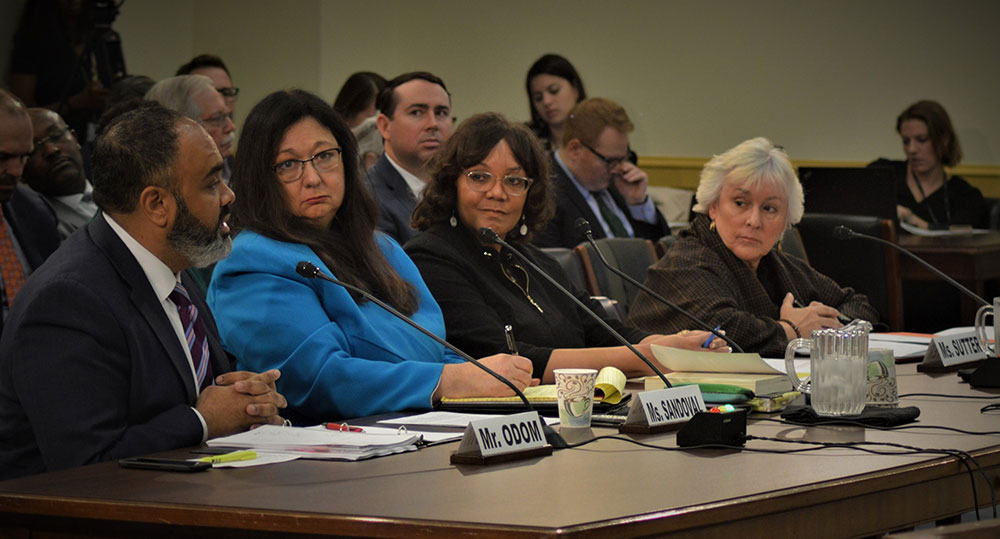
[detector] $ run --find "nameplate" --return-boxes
[619,385,705,434]
[453,411,547,460]
[925,329,987,368]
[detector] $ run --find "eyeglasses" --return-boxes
[31,127,75,155]
[217,87,239,100]
[464,171,533,196]
[580,141,629,169]
[272,148,343,183]
[199,112,233,129]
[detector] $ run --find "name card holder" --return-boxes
[450,411,552,465]
[619,385,706,435]
[918,329,988,373]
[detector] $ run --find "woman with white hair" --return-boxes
[627,137,878,356]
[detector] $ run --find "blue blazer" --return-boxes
[366,153,419,244]
[0,215,231,479]
[207,231,462,423]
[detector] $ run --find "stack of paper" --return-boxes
[207,425,420,461]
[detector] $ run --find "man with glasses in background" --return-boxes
[535,97,670,248]
[176,54,240,117]
[23,108,99,239]
[146,75,236,184]
[0,89,60,333]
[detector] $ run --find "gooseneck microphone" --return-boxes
[575,218,746,354]
[477,228,672,389]
[295,262,568,448]
[832,225,988,306]
[296,261,535,407]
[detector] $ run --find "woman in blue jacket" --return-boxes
[207,90,534,424]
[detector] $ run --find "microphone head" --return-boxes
[832,225,855,240]
[574,217,593,239]
[478,227,499,244]
[296,261,320,279]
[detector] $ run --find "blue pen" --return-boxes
[702,326,721,348]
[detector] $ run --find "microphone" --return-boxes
[832,225,988,306]
[574,218,745,354]
[295,261,567,447]
[833,226,998,388]
[477,228,673,389]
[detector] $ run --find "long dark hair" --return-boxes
[332,72,386,122]
[525,54,586,141]
[232,89,417,314]
[412,113,553,242]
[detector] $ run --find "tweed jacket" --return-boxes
[627,214,878,357]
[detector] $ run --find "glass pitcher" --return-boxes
[784,320,873,417]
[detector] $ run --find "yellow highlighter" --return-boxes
[197,450,257,464]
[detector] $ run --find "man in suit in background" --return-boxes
[0,104,286,480]
[368,72,453,244]
[0,89,60,331]
[23,108,99,239]
[146,74,236,184]
[536,97,670,248]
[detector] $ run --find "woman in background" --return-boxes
[405,113,725,383]
[208,90,534,424]
[525,54,586,152]
[628,137,878,357]
[333,71,386,171]
[871,100,987,229]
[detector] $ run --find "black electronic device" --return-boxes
[118,457,210,472]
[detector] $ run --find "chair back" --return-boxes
[796,213,903,330]
[655,234,677,259]
[539,247,587,293]
[574,238,658,316]
[780,227,809,263]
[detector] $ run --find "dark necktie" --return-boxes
[592,191,629,238]
[168,282,213,390]
[0,210,27,308]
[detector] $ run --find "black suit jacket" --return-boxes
[535,158,671,248]
[1,185,60,333]
[366,153,419,244]
[0,215,232,479]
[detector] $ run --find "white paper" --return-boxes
[379,411,559,428]
[197,452,301,468]
[870,334,933,345]
[762,358,810,376]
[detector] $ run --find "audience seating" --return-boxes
[796,213,903,330]
[573,238,658,317]
[779,226,809,263]
[540,246,623,321]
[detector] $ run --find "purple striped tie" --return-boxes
[169,282,213,390]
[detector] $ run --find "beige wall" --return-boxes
[99,0,1000,169]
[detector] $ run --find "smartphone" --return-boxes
[118,457,211,472]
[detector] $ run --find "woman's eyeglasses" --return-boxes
[272,148,343,183]
[465,171,533,196]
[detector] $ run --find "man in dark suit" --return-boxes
[0,104,286,480]
[535,97,670,249]
[368,72,452,244]
[0,89,60,331]
[23,108,99,239]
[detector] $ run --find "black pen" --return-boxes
[504,324,519,355]
[793,298,852,325]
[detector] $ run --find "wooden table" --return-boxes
[898,232,1000,323]
[1,364,998,538]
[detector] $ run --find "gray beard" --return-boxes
[167,197,232,269]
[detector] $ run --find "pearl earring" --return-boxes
[449,214,458,227]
